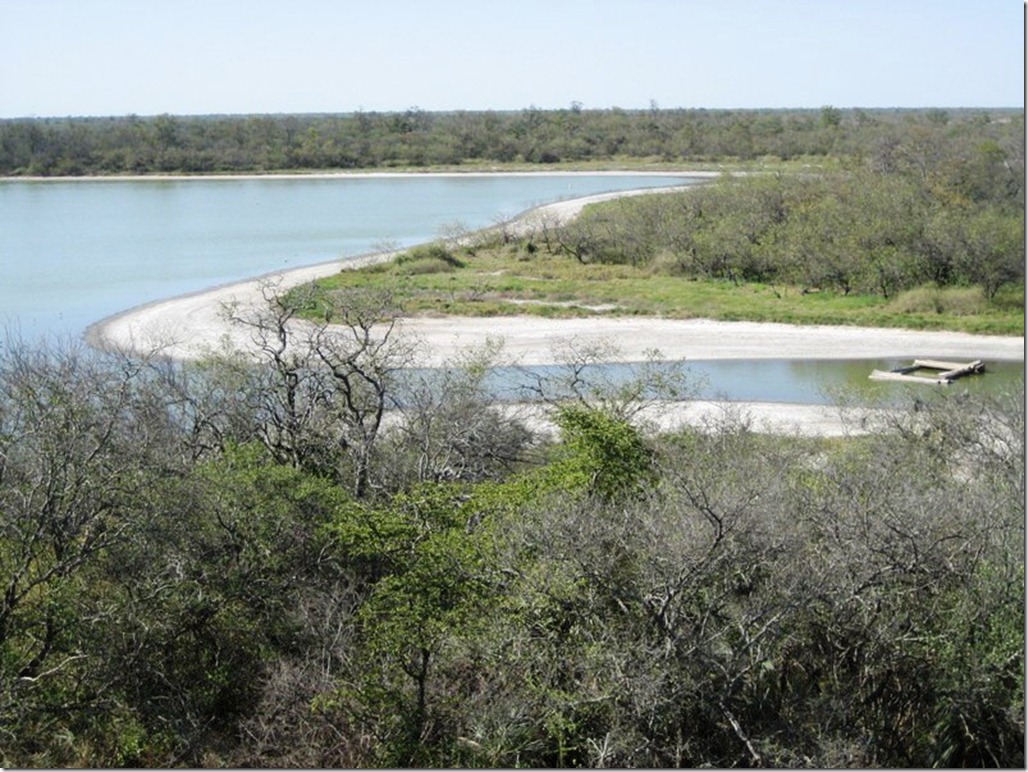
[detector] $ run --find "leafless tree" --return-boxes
[308,288,419,498]
[223,284,419,497]
[384,339,537,486]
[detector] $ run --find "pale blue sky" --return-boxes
[0,0,1022,118]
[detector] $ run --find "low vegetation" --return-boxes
[0,305,1022,766]
[301,238,1023,334]
[300,166,1023,335]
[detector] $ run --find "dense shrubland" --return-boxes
[0,106,1021,176]
[541,170,1024,301]
[532,110,1024,300]
[285,107,1023,334]
[0,298,1022,766]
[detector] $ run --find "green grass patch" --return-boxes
[392,243,466,275]
[889,284,988,316]
[292,243,1024,335]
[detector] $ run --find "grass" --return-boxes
[293,242,1025,336]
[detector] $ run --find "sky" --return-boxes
[0,0,1023,118]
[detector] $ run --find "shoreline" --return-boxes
[2,169,722,183]
[84,178,1024,437]
[84,182,704,356]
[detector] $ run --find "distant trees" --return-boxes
[0,107,1021,176]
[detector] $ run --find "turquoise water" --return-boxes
[0,174,699,339]
[2,175,1020,405]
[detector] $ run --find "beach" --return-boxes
[86,181,1025,437]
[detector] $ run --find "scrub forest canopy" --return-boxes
[0,105,1022,175]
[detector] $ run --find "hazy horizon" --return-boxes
[3,105,1024,123]
[1,0,1022,120]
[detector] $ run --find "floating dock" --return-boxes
[869,359,986,385]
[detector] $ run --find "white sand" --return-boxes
[393,316,1024,367]
[85,176,1025,437]
[84,182,705,360]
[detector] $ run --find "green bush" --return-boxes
[889,284,988,316]
[395,256,459,276]
[394,243,466,269]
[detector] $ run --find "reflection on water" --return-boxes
[475,358,1025,406]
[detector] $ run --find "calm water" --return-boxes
[0,174,699,339]
[1,174,1021,404]
[478,358,1023,406]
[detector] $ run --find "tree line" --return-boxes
[540,170,1023,302]
[0,288,1022,766]
[530,114,1023,302]
[0,105,1022,175]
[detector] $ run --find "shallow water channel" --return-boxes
[469,357,1025,406]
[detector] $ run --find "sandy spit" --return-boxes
[84,175,1024,437]
[83,179,707,360]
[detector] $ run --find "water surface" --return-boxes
[1,174,698,339]
[477,358,1023,406]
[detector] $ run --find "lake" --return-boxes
[1,173,1021,405]
[0,173,700,339]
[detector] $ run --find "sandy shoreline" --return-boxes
[3,169,720,183]
[85,176,1024,437]
[84,182,706,358]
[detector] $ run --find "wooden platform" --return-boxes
[869,359,986,385]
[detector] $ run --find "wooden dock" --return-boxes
[869,359,986,385]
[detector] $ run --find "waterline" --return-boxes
[1,172,702,340]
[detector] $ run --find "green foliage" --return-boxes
[889,283,988,316]
[84,443,348,760]
[310,241,1023,334]
[394,243,467,275]
[548,403,655,500]
[923,562,1025,767]
[325,482,505,766]
[560,170,1024,301]
[2,107,1022,176]
[0,326,1023,766]
[395,242,465,268]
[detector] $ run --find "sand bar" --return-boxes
[85,177,1024,436]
